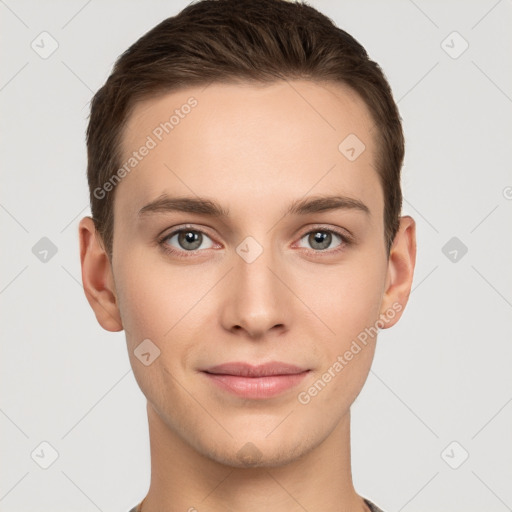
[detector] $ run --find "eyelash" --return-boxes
[157,225,352,259]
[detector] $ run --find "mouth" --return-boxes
[201,362,310,399]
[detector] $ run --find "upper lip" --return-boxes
[202,362,309,377]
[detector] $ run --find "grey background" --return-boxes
[1,0,511,510]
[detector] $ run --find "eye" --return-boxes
[158,225,351,259]
[296,228,347,252]
[160,227,215,257]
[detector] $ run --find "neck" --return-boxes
[139,402,369,512]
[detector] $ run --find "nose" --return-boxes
[219,240,290,340]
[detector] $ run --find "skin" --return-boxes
[79,80,416,512]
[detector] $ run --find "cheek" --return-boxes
[296,263,385,419]
[315,260,387,345]
[115,250,193,338]
[114,252,220,378]
[113,255,196,400]
[115,269,167,342]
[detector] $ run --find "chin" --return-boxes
[193,429,322,469]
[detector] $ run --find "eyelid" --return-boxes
[295,224,354,242]
[158,223,215,240]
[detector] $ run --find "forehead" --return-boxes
[116,79,381,221]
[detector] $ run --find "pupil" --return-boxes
[311,231,330,250]
[180,231,201,250]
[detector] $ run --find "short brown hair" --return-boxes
[86,0,404,258]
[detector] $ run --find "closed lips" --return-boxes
[202,362,309,377]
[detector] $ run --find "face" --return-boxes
[83,80,414,468]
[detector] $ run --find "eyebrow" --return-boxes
[137,193,370,219]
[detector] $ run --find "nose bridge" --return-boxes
[223,234,288,336]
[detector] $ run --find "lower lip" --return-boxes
[202,371,310,399]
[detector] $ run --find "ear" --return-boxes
[78,216,123,332]
[379,216,416,328]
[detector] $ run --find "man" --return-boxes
[79,1,416,510]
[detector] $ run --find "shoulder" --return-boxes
[364,497,386,512]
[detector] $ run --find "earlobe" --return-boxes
[78,217,123,332]
[380,216,417,328]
